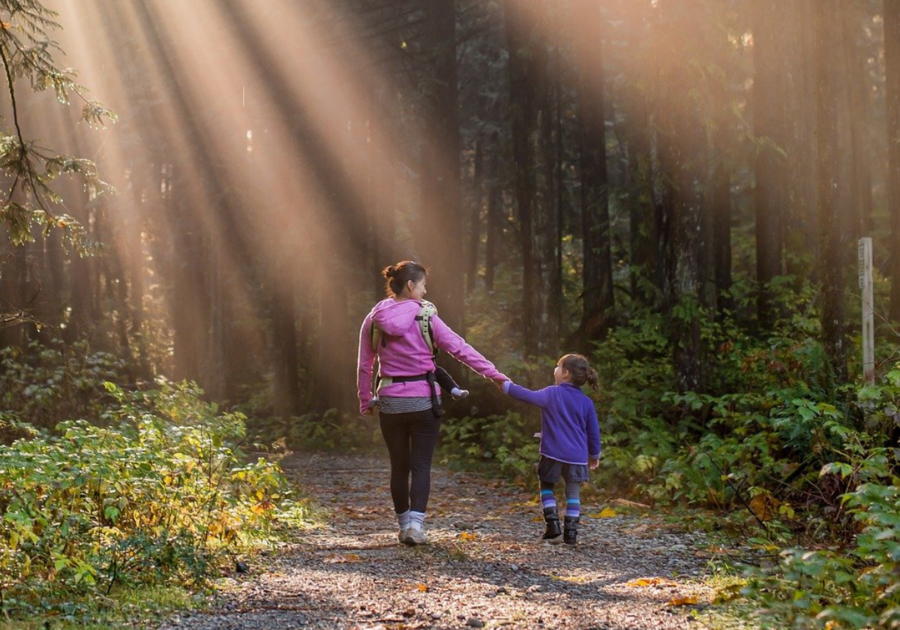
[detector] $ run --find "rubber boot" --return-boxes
[542,507,562,540]
[563,516,579,545]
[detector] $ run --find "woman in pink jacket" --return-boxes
[357,261,506,545]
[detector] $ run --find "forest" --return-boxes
[2,0,900,628]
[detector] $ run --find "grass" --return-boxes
[693,560,762,630]
[0,586,209,630]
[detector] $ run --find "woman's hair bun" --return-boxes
[383,265,396,278]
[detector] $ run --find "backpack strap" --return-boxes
[370,323,381,351]
[415,301,438,358]
[370,320,386,395]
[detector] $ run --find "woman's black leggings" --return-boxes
[379,409,441,514]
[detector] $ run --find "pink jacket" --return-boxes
[357,298,506,414]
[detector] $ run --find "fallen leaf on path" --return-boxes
[626,577,678,588]
[587,507,617,518]
[416,583,429,592]
[667,595,699,606]
[551,574,592,583]
[459,532,477,541]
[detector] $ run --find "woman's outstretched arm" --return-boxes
[431,313,506,381]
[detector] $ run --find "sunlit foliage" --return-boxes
[0,0,114,248]
[0,380,309,620]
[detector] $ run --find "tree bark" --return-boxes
[841,2,874,240]
[887,0,900,322]
[466,136,484,296]
[484,132,503,293]
[785,0,818,275]
[505,0,558,358]
[656,0,705,393]
[752,2,789,329]
[711,124,733,314]
[815,2,847,381]
[574,0,613,348]
[420,0,464,336]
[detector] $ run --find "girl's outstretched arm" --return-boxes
[504,381,551,408]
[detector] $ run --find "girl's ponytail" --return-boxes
[586,367,600,396]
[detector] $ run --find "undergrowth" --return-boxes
[0,379,311,624]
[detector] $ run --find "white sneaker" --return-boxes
[405,522,427,546]
[398,528,411,544]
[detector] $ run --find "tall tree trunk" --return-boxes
[484,132,503,293]
[888,0,900,321]
[785,0,818,275]
[620,3,659,308]
[842,3,874,240]
[815,2,847,380]
[656,1,705,393]
[0,234,26,349]
[466,136,483,296]
[711,119,733,314]
[66,186,98,344]
[170,187,209,383]
[273,261,300,420]
[206,240,227,401]
[752,2,789,329]
[505,0,558,358]
[574,0,613,349]
[660,123,704,393]
[420,0,464,339]
[131,170,151,379]
[626,98,658,306]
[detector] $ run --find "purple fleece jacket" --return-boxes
[357,298,506,414]
[504,381,601,465]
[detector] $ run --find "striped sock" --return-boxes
[397,510,411,530]
[564,481,581,518]
[540,483,556,510]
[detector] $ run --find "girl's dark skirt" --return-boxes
[538,455,590,484]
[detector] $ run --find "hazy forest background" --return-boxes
[5,0,900,627]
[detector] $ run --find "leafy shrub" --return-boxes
[246,408,382,451]
[742,477,900,629]
[0,380,308,618]
[440,411,541,484]
[588,277,853,509]
[0,340,126,438]
[732,364,900,628]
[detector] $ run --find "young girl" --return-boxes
[501,354,601,545]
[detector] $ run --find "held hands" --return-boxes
[589,458,600,470]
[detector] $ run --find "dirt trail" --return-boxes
[159,451,722,630]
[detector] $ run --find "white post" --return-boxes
[858,237,874,384]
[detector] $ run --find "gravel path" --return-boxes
[159,451,726,630]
